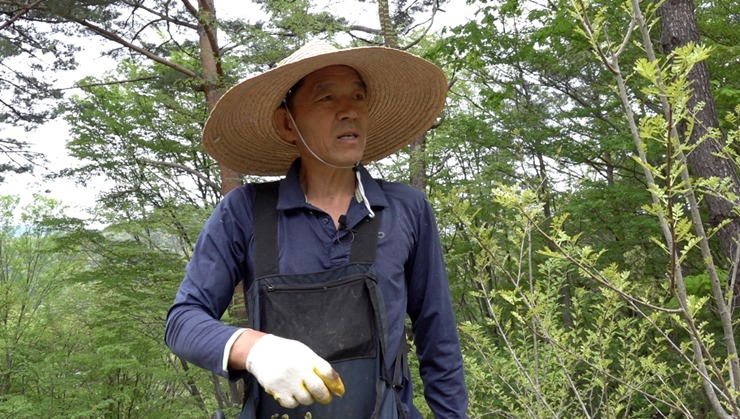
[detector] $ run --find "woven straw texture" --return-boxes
[202,40,448,176]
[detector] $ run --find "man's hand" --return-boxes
[246,334,345,408]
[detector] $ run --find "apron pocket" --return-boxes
[260,275,377,362]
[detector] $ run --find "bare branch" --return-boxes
[400,5,439,51]
[347,24,381,35]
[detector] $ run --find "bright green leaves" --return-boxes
[452,178,686,416]
[0,195,88,417]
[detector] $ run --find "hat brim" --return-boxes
[203,46,448,176]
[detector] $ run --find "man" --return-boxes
[165,40,468,418]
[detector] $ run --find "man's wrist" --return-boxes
[222,328,247,373]
[227,328,267,371]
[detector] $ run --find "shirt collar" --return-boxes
[276,158,388,212]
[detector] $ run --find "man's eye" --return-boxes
[319,95,332,101]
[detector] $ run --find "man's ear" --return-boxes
[273,107,297,144]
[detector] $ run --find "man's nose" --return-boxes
[336,97,360,120]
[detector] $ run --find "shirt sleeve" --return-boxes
[164,186,253,379]
[405,196,469,417]
[223,328,248,372]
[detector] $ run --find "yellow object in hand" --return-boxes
[314,367,345,402]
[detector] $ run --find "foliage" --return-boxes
[0,194,222,417]
[0,196,85,416]
[62,57,221,214]
[461,184,717,416]
[428,0,740,417]
[2,0,740,417]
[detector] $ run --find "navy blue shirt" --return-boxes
[165,161,468,417]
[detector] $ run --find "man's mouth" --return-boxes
[337,131,359,141]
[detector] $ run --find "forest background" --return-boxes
[1,0,739,417]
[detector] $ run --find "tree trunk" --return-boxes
[376,0,428,189]
[377,0,398,48]
[196,0,246,407]
[660,0,740,309]
[409,136,428,190]
[197,1,242,195]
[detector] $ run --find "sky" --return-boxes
[1,0,477,221]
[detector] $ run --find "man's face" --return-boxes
[278,65,369,168]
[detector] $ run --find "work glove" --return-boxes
[246,334,345,408]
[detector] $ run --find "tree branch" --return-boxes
[59,76,160,91]
[121,0,199,30]
[0,0,43,31]
[347,24,381,35]
[59,16,199,79]
[400,5,438,51]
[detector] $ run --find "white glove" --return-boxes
[246,334,345,408]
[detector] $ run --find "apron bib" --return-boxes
[240,181,406,419]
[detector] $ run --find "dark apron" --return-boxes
[239,181,406,419]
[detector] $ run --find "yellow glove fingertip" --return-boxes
[330,379,345,397]
[315,394,333,404]
[314,367,345,397]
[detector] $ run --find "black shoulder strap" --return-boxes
[253,181,280,278]
[253,180,382,278]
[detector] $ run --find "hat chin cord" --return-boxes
[285,106,375,218]
[285,107,358,170]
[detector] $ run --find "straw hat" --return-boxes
[202,40,448,176]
